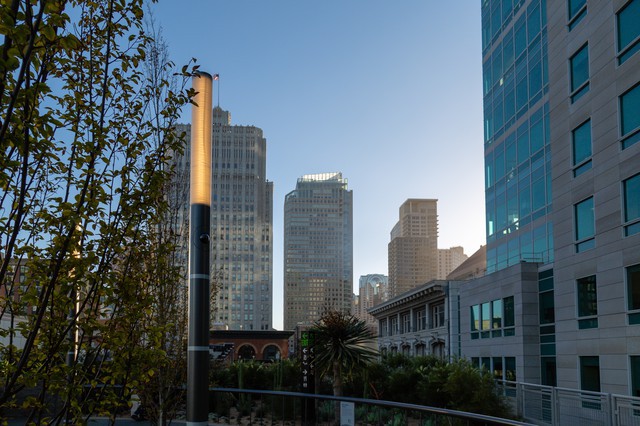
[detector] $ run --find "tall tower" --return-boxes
[283,172,353,330]
[175,107,273,331]
[388,199,438,298]
[355,274,388,333]
[482,0,552,274]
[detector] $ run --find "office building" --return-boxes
[477,0,640,394]
[388,199,438,298]
[354,274,388,332]
[437,246,468,279]
[174,107,273,331]
[283,172,353,330]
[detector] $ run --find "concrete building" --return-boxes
[283,172,353,330]
[388,199,438,298]
[354,274,388,333]
[369,280,455,359]
[174,107,273,331]
[437,246,468,279]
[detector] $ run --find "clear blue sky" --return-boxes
[152,1,485,330]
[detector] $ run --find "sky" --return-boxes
[152,1,486,330]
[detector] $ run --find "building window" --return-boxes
[401,312,411,333]
[471,296,514,338]
[503,296,515,336]
[379,319,388,337]
[568,0,587,30]
[572,119,592,177]
[431,303,445,329]
[617,0,640,64]
[577,275,598,329]
[470,305,480,339]
[621,83,640,149]
[481,302,491,338]
[415,308,426,331]
[492,299,503,337]
[390,317,398,336]
[624,174,640,236]
[575,197,595,252]
[505,357,516,381]
[580,356,601,392]
[540,290,556,325]
[631,356,640,397]
[627,264,640,324]
[570,44,590,103]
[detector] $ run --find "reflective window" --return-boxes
[572,119,592,176]
[621,83,640,149]
[504,296,515,328]
[617,0,640,64]
[568,0,587,30]
[624,174,640,236]
[577,275,598,329]
[575,197,595,252]
[570,44,589,103]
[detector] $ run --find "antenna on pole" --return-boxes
[214,73,220,107]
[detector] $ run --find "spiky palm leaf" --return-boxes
[312,311,378,396]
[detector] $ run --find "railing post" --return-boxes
[609,393,615,426]
[552,386,559,426]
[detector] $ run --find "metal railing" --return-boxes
[496,381,640,426]
[209,388,533,425]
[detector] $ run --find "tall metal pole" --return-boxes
[188,71,213,425]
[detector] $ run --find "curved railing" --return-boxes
[210,387,534,425]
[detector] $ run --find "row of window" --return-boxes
[378,303,445,337]
[569,0,639,66]
[470,296,515,339]
[471,356,517,381]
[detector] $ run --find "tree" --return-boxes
[0,0,196,422]
[311,311,378,398]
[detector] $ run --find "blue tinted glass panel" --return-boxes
[568,0,587,29]
[575,197,595,241]
[570,45,589,92]
[621,84,640,138]
[617,0,640,63]
[514,15,527,58]
[572,120,592,165]
[569,0,586,19]
[625,174,640,226]
[527,4,541,42]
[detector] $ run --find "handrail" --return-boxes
[212,387,535,425]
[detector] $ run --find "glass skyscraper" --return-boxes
[283,172,353,330]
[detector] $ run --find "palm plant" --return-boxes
[312,311,379,397]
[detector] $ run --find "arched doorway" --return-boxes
[262,344,281,361]
[238,344,256,360]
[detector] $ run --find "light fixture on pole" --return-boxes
[187,71,212,425]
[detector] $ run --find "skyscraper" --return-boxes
[388,199,438,298]
[283,172,353,330]
[174,107,273,331]
[354,274,388,333]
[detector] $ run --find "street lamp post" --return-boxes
[187,71,213,425]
